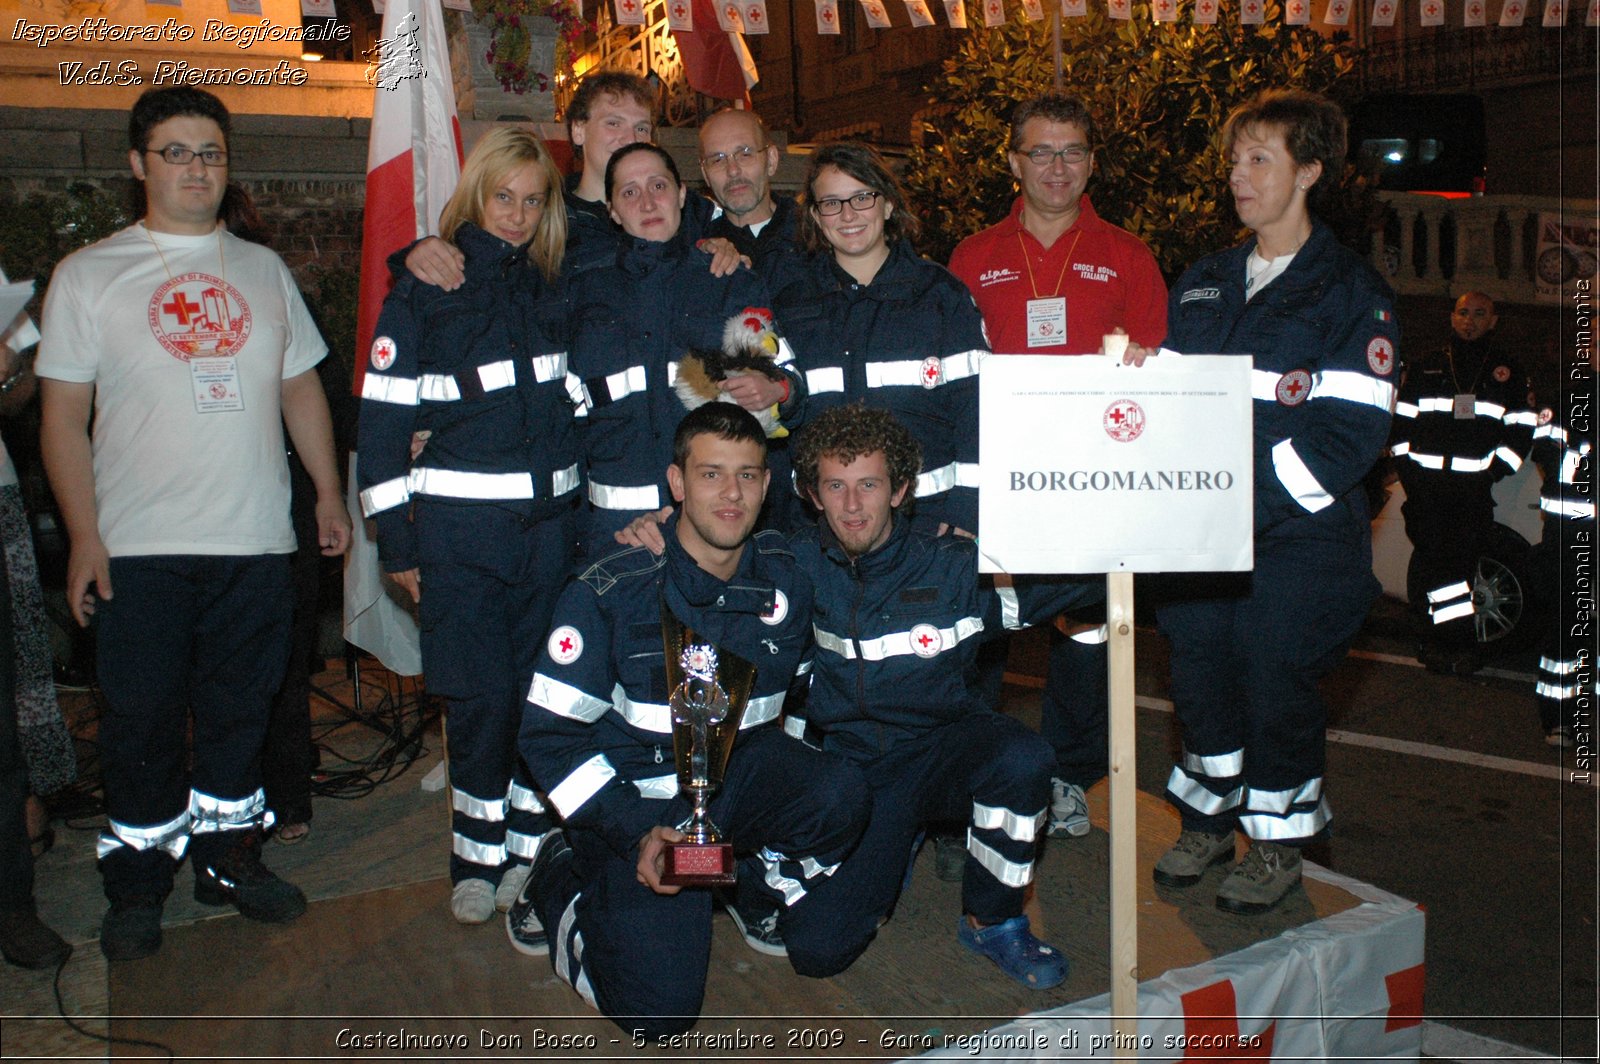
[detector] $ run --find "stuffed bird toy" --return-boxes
[674,306,789,437]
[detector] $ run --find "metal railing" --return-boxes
[1372,190,1598,304]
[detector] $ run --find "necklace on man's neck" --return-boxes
[144,223,225,287]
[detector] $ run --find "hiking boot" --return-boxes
[495,862,531,914]
[506,830,570,956]
[450,879,495,925]
[193,831,307,923]
[933,833,966,882]
[1215,841,1303,915]
[727,900,787,957]
[100,895,164,962]
[957,915,1066,990]
[2,905,72,969]
[1152,829,1235,887]
[1048,778,1091,838]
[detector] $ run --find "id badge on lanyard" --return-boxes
[1452,393,1476,420]
[1026,297,1068,348]
[192,357,244,413]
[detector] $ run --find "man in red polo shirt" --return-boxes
[949,92,1166,842]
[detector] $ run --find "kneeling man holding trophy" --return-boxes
[513,404,868,1039]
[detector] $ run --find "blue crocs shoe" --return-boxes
[957,915,1067,989]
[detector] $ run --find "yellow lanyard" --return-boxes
[1017,224,1081,300]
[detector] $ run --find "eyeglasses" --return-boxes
[701,144,764,171]
[1018,145,1091,167]
[148,145,229,167]
[812,190,882,216]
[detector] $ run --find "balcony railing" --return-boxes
[1372,191,1598,305]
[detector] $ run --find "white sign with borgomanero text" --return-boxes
[977,355,1255,575]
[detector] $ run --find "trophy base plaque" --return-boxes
[661,840,736,886]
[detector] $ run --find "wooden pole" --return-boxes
[1106,570,1138,1054]
[1051,9,1063,90]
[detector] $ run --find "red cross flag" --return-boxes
[1421,0,1444,24]
[1109,0,1132,19]
[1372,0,1397,25]
[1589,0,1598,26]
[1499,0,1526,24]
[904,0,936,25]
[1286,0,1310,22]
[983,0,1005,27]
[674,0,756,103]
[943,0,970,27]
[1151,0,1177,20]
[1193,0,1218,24]
[613,0,645,25]
[1542,0,1566,23]
[1063,0,1089,16]
[1324,0,1350,23]
[742,1,769,33]
[666,0,694,30]
[1463,0,1485,23]
[816,0,842,33]
[861,0,894,27]
[1241,0,1263,22]
[1021,0,1046,20]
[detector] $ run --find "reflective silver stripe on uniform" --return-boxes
[1475,400,1506,419]
[1541,655,1584,675]
[1431,600,1475,623]
[965,830,1034,888]
[565,372,588,415]
[528,674,611,722]
[552,462,580,497]
[606,365,649,402]
[1165,765,1244,815]
[1390,440,1412,456]
[1271,438,1334,513]
[1417,397,1455,413]
[760,847,808,906]
[1449,453,1495,473]
[916,462,958,496]
[97,809,191,859]
[632,773,678,799]
[812,616,984,661]
[547,754,618,819]
[1403,451,1445,470]
[796,659,812,676]
[587,481,660,510]
[865,349,983,389]
[409,467,535,500]
[451,786,506,822]
[972,800,1047,843]
[615,687,785,732]
[996,586,1020,630]
[1541,497,1597,519]
[1503,410,1539,429]
[1533,424,1567,443]
[553,894,597,1007]
[774,337,796,365]
[806,366,845,394]
[508,781,545,813]
[1494,446,1523,471]
[418,359,518,401]
[189,787,267,833]
[529,351,568,382]
[361,373,420,406]
[1393,400,1420,419]
[1536,679,1579,699]
[1243,777,1323,815]
[783,715,807,741]
[506,830,543,860]
[1181,747,1244,779]
[452,833,505,867]
[1427,580,1474,624]
[1560,449,1587,483]
[1312,370,1396,412]
[1427,581,1472,604]
[360,476,411,517]
[1238,800,1329,841]
[1071,624,1110,645]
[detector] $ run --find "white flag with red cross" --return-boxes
[905,0,937,24]
[1371,0,1397,24]
[1541,0,1566,24]
[1324,0,1350,23]
[1499,0,1527,24]
[944,0,970,25]
[816,0,842,32]
[1463,0,1486,24]
[861,0,894,25]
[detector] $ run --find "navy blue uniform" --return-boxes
[781,519,1099,976]
[519,519,867,1037]
[1157,222,1397,845]
[567,233,801,549]
[1531,369,1595,735]
[1392,337,1534,641]
[774,241,988,533]
[358,223,580,885]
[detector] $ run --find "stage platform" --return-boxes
[2,667,1424,1060]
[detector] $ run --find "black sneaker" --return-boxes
[507,830,570,957]
[2,905,72,969]
[100,895,164,962]
[194,830,307,923]
[727,900,787,957]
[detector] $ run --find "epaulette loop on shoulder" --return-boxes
[579,545,666,595]
[751,528,795,560]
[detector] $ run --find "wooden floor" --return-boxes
[2,662,1361,1061]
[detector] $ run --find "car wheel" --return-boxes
[1472,525,1539,651]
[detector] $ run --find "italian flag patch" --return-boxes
[1374,309,1393,322]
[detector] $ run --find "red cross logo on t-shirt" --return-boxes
[548,626,583,665]
[910,624,942,658]
[920,356,943,389]
[163,291,201,325]
[1276,369,1312,406]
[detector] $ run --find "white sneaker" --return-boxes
[450,879,495,924]
[1048,778,1091,837]
[495,864,531,913]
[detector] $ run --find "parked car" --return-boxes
[1370,462,1545,650]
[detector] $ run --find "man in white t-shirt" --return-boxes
[36,87,351,962]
